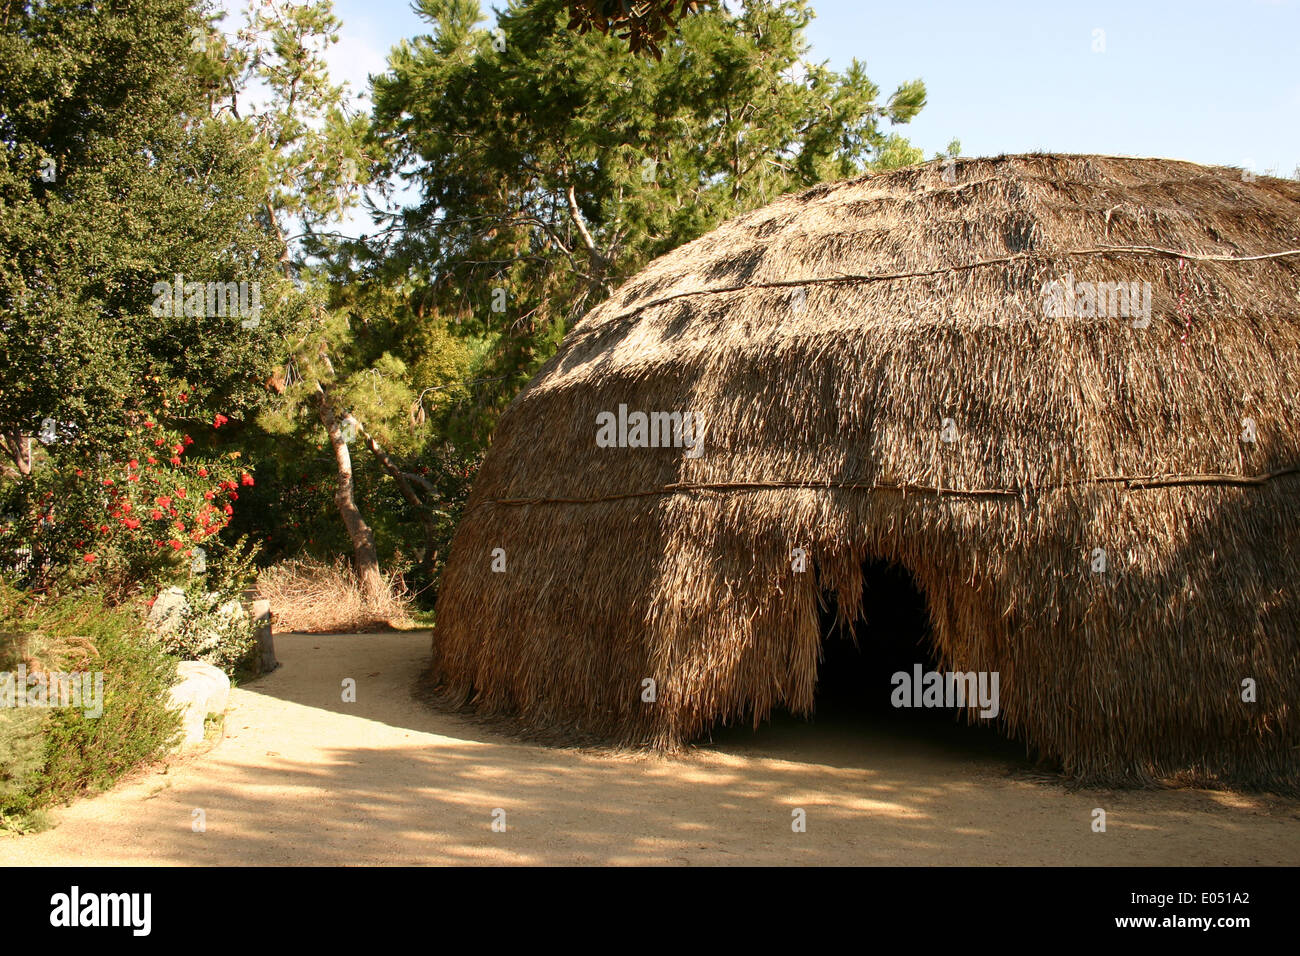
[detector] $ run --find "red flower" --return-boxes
[83,553,96,562]
[169,456,181,466]
[150,509,164,521]
[175,487,187,499]
[240,473,254,486]
[75,469,83,476]
[154,438,165,447]
[173,444,183,454]
[223,504,233,516]
[102,479,114,487]
[147,456,158,465]
[98,524,109,533]
[229,491,238,500]
[169,539,183,550]
[178,393,188,403]
[128,459,139,469]
[183,436,193,446]
[144,421,155,429]
[156,496,172,508]
[121,502,132,513]
[204,491,215,500]
[124,518,141,530]
[197,467,208,478]
[213,414,228,428]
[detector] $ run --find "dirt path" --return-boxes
[4,631,1298,866]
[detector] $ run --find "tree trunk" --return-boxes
[350,415,441,570]
[312,387,387,606]
[1,429,33,477]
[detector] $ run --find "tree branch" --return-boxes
[566,183,602,265]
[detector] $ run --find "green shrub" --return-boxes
[156,584,260,676]
[0,709,46,817]
[151,535,263,677]
[0,581,181,827]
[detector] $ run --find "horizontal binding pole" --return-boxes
[1086,466,1300,489]
[576,245,1300,334]
[474,466,1300,508]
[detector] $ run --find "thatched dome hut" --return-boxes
[432,154,1300,791]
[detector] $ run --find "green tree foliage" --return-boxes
[168,0,396,600]
[189,0,373,264]
[0,0,311,594]
[366,0,927,436]
[566,0,708,59]
[0,0,939,611]
[243,266,482,595]
[0,0,293,471]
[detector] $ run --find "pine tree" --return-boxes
[365,0,927,437]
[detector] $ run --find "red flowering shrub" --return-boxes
[0,399,252,596]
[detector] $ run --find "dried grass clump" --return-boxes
[256,556,412,633]
[432,154,1300,793]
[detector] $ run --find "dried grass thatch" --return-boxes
[257,556,411,633]
[431,154,1300,791]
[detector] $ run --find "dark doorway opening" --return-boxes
[706,557,1027,771]
[815,559,946,721]
[799,557,1025,764]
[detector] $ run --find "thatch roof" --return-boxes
[431,153,1300,792]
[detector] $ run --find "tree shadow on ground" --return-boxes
[9,632,1293,867]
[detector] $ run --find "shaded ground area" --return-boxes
[3,632,1298,866]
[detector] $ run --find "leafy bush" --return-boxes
[0,397,254,599]
[0,708,46,825]
[154,582,260,676]
[149,533,262,676]
[0,582,181,828]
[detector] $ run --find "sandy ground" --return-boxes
[3,631,1299,866]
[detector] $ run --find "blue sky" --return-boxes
[315,0,1300,176]
[803,0,1300,174]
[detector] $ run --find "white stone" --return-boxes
[215,598,247,623]
[147,586,190,636]
[167,661,231,747]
